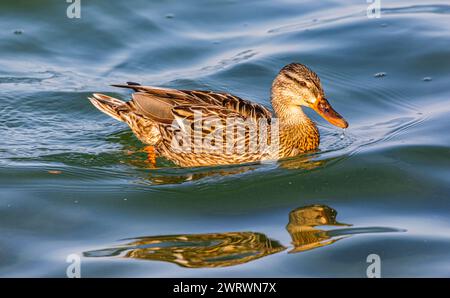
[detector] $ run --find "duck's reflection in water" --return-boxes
[138,156,329,185]
[142,165,260,185]
[83,205,403,268]
[84,232,286,268]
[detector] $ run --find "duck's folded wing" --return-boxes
[120,92,177,124]
[180,89,273,121]
[112,83,273,122]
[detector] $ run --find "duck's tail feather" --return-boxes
[111,81,142,91]
[88,93,125,122]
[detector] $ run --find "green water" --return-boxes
[1,0,450,277]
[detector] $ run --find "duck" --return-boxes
[89,63,348,167]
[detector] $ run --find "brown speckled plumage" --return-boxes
[89,63,347,167]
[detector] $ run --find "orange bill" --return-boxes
[312,98,348,128]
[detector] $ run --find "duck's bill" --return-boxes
[313,98,348,128]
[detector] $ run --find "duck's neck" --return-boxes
[271,93,315,128]
[271,93,320,155]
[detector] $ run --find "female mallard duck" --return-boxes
[89,63,348,167]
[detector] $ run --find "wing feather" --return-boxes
[112,83,273,123]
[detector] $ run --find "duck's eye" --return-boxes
[298,81,307,87]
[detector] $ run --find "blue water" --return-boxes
[1,0,450,277]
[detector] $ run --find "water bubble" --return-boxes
[374,72,386,78]
[422,77,432,82]
[380,23,388,28]
[340,128,346,139]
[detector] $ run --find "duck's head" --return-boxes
[272,63,348,128]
